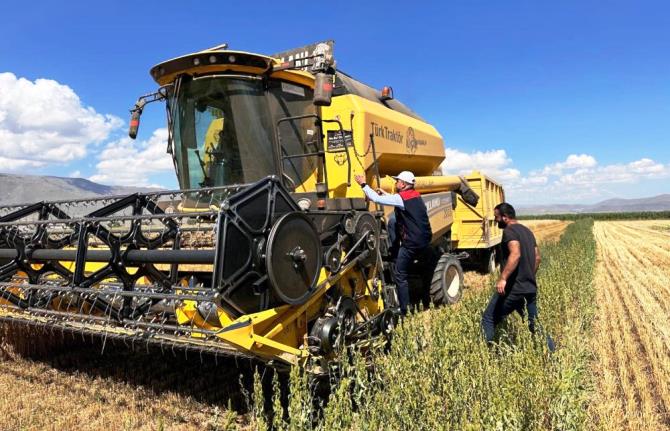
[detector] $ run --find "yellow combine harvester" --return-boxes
[0,41,503,371]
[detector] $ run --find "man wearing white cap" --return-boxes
[355,171,432,315]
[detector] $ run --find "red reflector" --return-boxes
[130,120,139,126]
[322,82,333,91]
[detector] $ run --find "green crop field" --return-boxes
[247,219,597,430]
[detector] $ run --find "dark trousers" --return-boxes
[481,291,555,351]
[394,246,422,315]
[387,214,399,258]
[481,291,538,342]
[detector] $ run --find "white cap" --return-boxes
[392,171,416,185]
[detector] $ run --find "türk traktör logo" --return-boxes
[406,127,427,154]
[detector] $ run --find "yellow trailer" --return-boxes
[452,171,505,272]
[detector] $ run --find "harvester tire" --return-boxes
[430,255,464,305]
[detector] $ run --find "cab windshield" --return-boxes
[170,75,318,190]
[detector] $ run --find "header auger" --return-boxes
[0,41,504,372]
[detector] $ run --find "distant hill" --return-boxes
[518,194,670,215]
[0,173,159,205]
[2,173,669,215]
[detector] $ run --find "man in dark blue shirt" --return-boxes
[355,171,432,315]
[481,202,554,350]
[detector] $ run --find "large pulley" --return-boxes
[346,212,380,268]
[266,212,322,305]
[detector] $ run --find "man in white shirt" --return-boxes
[355,171,432,315]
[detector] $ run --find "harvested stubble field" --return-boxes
[522,219,573,243]
[590,220,670,430]
[3,218,668,430]
[0,331,254,430]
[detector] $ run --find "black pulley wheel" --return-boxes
[336,296,357,337]
[266,212,322,305]
[378,309,397,336]
[352,212,379,267]
[324,245,342,273]
[311,316,340,354]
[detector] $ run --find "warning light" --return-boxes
[381,86,394,101]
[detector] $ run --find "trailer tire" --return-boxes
[480,248,498,274]
[430,255,464,305]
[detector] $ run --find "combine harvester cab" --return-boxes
[0,41,504,372]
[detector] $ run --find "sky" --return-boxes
[0,0,668,205]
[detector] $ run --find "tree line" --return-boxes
[518,211,670,221]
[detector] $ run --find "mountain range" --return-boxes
[0,173,157,205]
[1,173,669,214]
[517,194,670,215]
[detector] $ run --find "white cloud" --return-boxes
[439,147,669,204]
[0,156,46,171]
[628,158,666,174]
[69,170,81,177]
[508,156,670,204]
[519,175,548,186]
[563,154,597,169]
[556,158,669,186]
[440,148,521,183]
[0,72,122,166]
[534,153,597,176]
[89,128,173,186]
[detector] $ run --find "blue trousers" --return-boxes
[387,214,399,258]
[394,246,421,315]
[481,291,538,342]
[481,291,555,351]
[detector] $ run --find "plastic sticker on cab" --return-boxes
[281,82,306,97]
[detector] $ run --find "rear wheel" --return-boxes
[430,255,464,305]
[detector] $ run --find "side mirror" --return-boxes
[313,73,333,106]
[127,86,172,140]
[128,109,142,139]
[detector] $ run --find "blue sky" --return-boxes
[0,0,668,204]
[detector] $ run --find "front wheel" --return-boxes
[429,255,464,306]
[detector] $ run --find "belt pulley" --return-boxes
[309,295,357,354]
[349,212,379,268]
[265,212,322,305]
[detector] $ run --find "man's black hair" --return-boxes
[494,202,516,219]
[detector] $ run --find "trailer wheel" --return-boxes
[480,248,498,274]
[430,255,464,305]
